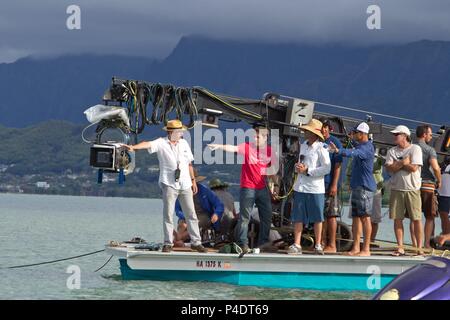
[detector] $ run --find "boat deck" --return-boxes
[106,241,432,258]
[106,242,428,275]
[105,242,434,291]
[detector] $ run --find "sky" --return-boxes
[1,0,450,63]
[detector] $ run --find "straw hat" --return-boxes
[163,119,187,131]
[193,168,206,183]
[209,178,229,189]
[299,119,324,140]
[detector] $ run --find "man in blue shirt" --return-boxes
[329,122,376,256]
[321,120,343,253]
[174,171,224,246]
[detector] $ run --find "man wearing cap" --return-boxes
[345,142,386,243]
[125,119,208,253]
[174,170,224,246]
[288,119,331,255]
[385,125,424,255]
[415,125,442,248]
[328,122,376,256]
[207,125,276,253]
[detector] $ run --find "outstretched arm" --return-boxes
[124,141,151,151]
[207,144,239,153]
[329,141,369,160]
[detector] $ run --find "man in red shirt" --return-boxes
[208,125,276,253]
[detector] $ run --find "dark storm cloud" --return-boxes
[1,0,450,62]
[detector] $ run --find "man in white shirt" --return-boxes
[385,125,424,255]
[126,119,207,253]
[288,119,331,255]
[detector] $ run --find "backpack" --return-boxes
[218,242,242,254]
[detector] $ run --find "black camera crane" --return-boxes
[87,76,450,187]
[85,77,450,248]
[100,77,450,157]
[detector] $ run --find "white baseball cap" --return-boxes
[353,122,370,134]
[390,125,411,136]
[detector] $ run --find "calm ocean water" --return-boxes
[1,193,434,300]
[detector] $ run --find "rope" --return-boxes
[273,173,297,200]
[94,255,114,273]
[1,249,105,270]
[313,100,442,127]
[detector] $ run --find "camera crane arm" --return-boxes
[86,77,450,185]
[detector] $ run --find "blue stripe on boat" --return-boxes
[119,259,395,291]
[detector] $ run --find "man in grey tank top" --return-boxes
[415,125,442,248]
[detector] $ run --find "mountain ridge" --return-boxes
[1,37,449,128]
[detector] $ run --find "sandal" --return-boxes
[391,249,406,256]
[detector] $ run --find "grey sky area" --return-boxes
[1,0,449,63]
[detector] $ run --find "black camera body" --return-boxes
[90,143,134,173]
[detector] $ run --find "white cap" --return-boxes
[354,122,370,134]
[390,125,411,136]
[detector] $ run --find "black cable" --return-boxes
[94,255,114,273]
[218,118,241,123]
[145,84,199,129]
[150,83,166,125]
[162,85,176,125]
[1,249,105,270]
[194,87,263,121]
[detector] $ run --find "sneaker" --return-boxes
[287,244,302,255]
[162,244,173,253]
[314,244,324,255]
[240,244,250,254]
[191,244,209,253]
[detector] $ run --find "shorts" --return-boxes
[371,190,383,224]
[421,189,438,218]
[292,191,325,224]
[389,189,422,221]
[324,193,341,218]
[323,186,342,218]
[438,196,450,213]
[350,187,374,218]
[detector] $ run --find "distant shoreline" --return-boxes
[0,191,161,201]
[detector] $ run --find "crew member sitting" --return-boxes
[209,178,237,241]
[174,169,224,247]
